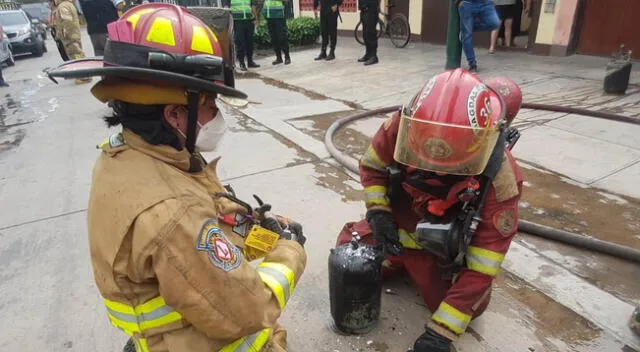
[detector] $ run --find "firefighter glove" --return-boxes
[366,209,403,256]
[410,327,451,352]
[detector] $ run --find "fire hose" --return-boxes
[324,104,640,264]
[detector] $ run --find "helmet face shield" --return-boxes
[394,110,501,175]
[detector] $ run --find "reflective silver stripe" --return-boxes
[257,266,291,303]
[433,309,468,332]
[106,305,176,324]
[466,253,501,270]
[235,331,261,352]
[415,222,452,231]
[365,191,387,201]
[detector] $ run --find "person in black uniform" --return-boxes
[358,0,379,66]
[313,0,342,61]
[77,0,120,56]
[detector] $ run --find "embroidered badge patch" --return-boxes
[493,209,517,236]
[196,219,242,271]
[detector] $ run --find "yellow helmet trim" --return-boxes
[191,26,214,54]
[146,17,176,46]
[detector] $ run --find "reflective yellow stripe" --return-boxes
[364,185,389,207]
[146,17,176,46]
[220,328,271,352]
[191,26,214,54]
[104,296,183,335]
[431,302,472,335]
[360,145,387,171]
[398,229,423,249]
[466,246,505,276]
[134,338,150,352]
[126,8,155,30]
[257,262,295,309]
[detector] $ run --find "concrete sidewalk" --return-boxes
[249,39,640,200]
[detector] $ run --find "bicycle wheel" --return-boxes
[354,20,365,46]
[354,19,384,46]
[388,13,411,48]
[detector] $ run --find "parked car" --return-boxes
[0,24,15,66]
[0,8,47,57]
[21,2,49,39]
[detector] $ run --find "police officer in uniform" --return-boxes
[264,0,291,65]
[313,0,342,61]
[358,0,379,65]
[231,0,260,71]
[46,5,307,352]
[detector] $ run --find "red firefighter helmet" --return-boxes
[393,69,506,175]
[485,76,522,124]
[45,3,245,104]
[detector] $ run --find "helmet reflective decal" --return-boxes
[146,17,176,46]
[191,26,214,54]
[467,83,493,129]
[126,8,155,30]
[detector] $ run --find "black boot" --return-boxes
[247,59,260,68]
[364,56,379,66]
[272,57,283,65]
[326,49,335,61]
[284,48,291,65]
[315,47,327,61]
[238,60,248,72]
[358,47,370,62]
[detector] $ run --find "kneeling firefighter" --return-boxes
[46,4,307,352]
[330,69,524,351]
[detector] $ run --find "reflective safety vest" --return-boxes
[103,262,296,352]
[231,0,253,21]
[262,0,285,19]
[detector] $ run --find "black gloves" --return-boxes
[409,328,452,352]
[365,209,403,255]
[254,201,306,247]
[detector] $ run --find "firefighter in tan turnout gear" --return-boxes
[49,0,91,84]
[46,4,307,352]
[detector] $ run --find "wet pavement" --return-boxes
[0,31,639,352]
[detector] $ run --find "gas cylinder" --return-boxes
[329,232,384,334]
[604,45,632,95]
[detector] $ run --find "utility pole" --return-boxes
[445,0,462,70]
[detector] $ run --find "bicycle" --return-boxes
[354,1,411,49]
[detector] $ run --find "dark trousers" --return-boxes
[361,5,379,56]
[320,10,339,52]
[89,33,108,56]
[233,19,255,63]
[267,18,290,59]
[0,67,5,85]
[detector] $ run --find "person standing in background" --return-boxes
[230,0,261,71]
[456,0,501,72]
[313,0,342,61]
[50,0,92,84]
[489,0,517,53]
[358,0,379,66]
[76,0,121,56]
[264,0,291,65]
[0,25,8,87]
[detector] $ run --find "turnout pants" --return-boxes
[267,18,290,59]
[233,19,255,64]
[320,9,339,52]
[336,219,491,318]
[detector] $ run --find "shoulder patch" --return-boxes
[196,219,242,271]
[493,209,517,236]
[492,157,519,203]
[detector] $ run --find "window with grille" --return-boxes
[299,0,357,12]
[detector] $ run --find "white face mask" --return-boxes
[195,111,227,152]
[178,111,228,153]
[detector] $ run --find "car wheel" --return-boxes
[6,50,15,66]
[32,42,44,57]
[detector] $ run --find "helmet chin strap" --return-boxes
[185,90,200,154]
